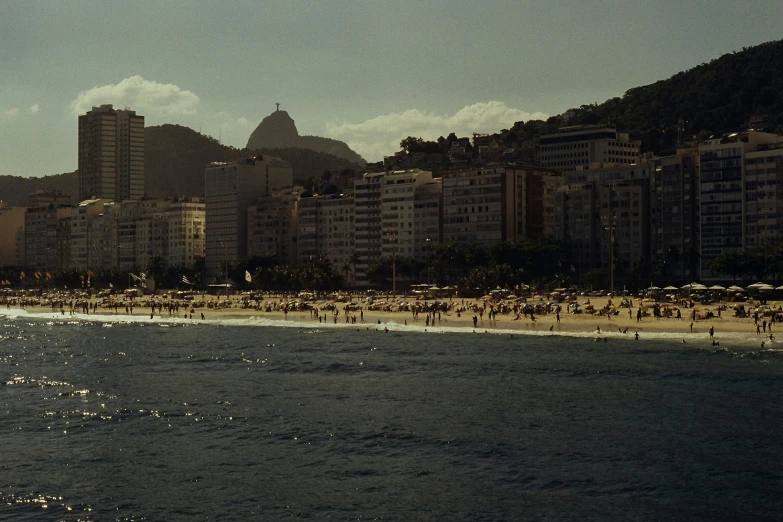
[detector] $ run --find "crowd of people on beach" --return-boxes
[2,287,782,348]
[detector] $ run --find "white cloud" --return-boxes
[28,104,40,114]
[325,101,548,161]
[1,107,19,119]
[236,117,249,127]
[71,75,199,116]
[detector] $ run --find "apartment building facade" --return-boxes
[538,125,641,172]
[204,156,293,277]
[698,131,783,278]
[78,104,144,202]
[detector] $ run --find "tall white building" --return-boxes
[204,156,293,277]
[70,199,112,272]
[78,105,144,202]
[380,169,435,258]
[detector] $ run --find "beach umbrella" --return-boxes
[708,285,726,291]
[776,286,783,291]
[727,285,744,292]
[759,285,775,291]
[747,282,769,289]
[663,285,679,290]
[647,286,661,290]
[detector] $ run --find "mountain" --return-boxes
[0,124,363,206]
[145,124,362,198]
[549,39,783,153]
[246,110,365,164]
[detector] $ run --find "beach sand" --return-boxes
[8,293,779,341]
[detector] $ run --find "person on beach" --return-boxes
[690,322,694,332]
[634,331,639,340]
[636,308,642,322]
[709,326,714,338]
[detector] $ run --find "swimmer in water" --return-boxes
[634,331,639,340]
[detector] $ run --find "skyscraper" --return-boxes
[78,104,144,202]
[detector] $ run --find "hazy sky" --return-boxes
[2,0,782,177]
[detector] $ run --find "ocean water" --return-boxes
[1,310,781,521]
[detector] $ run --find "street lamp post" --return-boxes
[387,231,398,296]
[604,184,616,297]
[426,238,431,285]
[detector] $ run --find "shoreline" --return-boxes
[4,295,780,345]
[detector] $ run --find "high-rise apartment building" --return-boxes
[650,149,699,280]
[296,194,355,284]
[353,172,384,286]
[441,165,561,245]
[698,131,783,278]
[538,125,640,172]
[78,104,144,202]
[204,156,293,277]
[555,164,651,286]
[380,169,436,259]
[247,187,302,266]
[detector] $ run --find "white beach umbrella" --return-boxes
[663,285,679,291]
[747,282,769,289]
[727,285,744,292]
[708,285,726,291]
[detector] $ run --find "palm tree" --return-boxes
[147,255,167,290]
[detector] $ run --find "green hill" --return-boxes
[550,39,783,153]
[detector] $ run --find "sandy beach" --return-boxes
[4,290,781,342]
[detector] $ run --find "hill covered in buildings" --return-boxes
[246,109,366,164]
[0,125,363,205]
